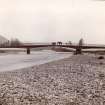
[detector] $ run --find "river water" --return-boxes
[0,50,72,72]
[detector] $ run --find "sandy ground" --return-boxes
[0,54,105,105]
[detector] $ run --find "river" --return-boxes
[0,50,71,72]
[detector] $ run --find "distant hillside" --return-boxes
[0,35,8,44]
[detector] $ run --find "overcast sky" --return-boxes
[0,0,105,44]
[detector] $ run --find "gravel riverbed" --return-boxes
[0,54,105,105]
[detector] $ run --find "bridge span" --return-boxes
[0,44,105,54]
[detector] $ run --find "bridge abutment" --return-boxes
[27,48,30,54]
[75,47,82,55]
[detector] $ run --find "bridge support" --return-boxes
[75,47,82,55]
[27,48,30,54]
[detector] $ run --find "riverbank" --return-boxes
[0,54,105,105]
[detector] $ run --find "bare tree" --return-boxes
[57,41,62,45]
[67,41,72,45]
[0,40,10,47]
[78,38,84,46]
[75,38,84,55]
[10,38,22,47]
[52,42,56,46]
[65,41,72,45]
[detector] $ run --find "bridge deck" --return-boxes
[0,44,105,49]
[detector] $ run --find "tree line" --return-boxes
[0,38,84,48]
[0,38,23,47]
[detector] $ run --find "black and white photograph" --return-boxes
[0,0,105,104]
